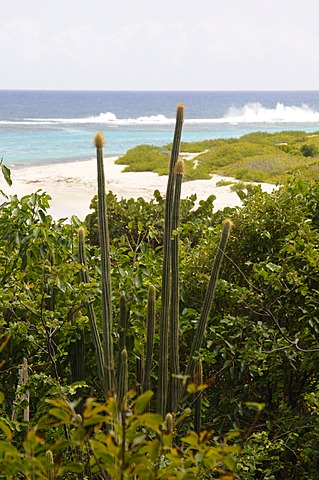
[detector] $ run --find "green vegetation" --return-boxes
[116,130,319,184]
[216,179,234,187]
[2,122,319,477]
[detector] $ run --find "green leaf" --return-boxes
[1,163,12,187]
[0,441,19,456]
[0,420,12,440]
[182,431,199,447]
[57,277,66,292]
[0,189,8,198]
[139,413,163,432]
[0,334,11,353]
[244,401,266,412]
[65,462,84,473]
[49,407,71,422]
[135,273,142,288]
[133,391,154,414]
[149,438,160,462]
[139,264,150,276]
[38,210,46,223]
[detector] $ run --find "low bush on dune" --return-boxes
[116,130,319,184]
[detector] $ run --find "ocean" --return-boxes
[1,90,319,168]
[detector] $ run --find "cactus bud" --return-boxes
[174,158,185,175]
[222,218,233,238]
[165,412,174,433]
[94,132,105,148]
[176,104,185,124]
[78,226,85,240]
[46,450,55,480]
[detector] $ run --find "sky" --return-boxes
[1,0,319,90]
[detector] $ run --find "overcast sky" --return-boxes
[1,0,319,90]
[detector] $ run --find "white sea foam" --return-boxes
[221,102,319,123]
[2,103,319,126]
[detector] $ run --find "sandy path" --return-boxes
[0,156,276,220]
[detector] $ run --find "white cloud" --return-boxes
[1,0,319,89]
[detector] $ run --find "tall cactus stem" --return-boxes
[194,360,203,434]
[78,227,107,395]
[143,285,156,396]
[157,105,184,416]
[170,159,184,412]
[117,295,128,392]
[136,357,144,396]
[179,219,232,405]
[46,450,55,480]
[94,132,114,394]
[118,348,128,408]
[119,295,128,353]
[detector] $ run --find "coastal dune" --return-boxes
[0,156,276,219]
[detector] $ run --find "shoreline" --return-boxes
[0,156,276,220]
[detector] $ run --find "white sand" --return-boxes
[0,156,276,220]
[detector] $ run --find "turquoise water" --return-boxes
[1,90,319,167]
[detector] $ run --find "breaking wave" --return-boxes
[220,102,319,124]
[2,103,319,126]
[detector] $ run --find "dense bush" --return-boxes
[300,143,319,158]
[2,153,319,477]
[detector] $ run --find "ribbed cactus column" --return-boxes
[78,227,107,394]
[194,360,203,434]
[45,450,55,480]
[118,348,128,408]
[117,295,128,393]
[157,105,184,416]
[143,285,156,395]
[94,132,114,394]
[180,219,232,403]
[169,159,184,413]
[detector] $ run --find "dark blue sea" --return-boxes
[1,90,319,167]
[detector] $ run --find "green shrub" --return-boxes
[300,143,319,157]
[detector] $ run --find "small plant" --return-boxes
[216,179,234,187]
[230,181,250,193]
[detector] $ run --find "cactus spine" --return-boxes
[170,159,184,412]
[78,227,107,394]
[157,105,184,416]
[94,132,114,394]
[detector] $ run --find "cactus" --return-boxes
[87,114,231,424]
[193,360,203,434]
[118,348,128,407]
[179,219,232,405]
[119,295,128,354]
[78,227,107,394]
[169,159,184,412]
[143,285,156,395]
[165,412,174,433]
[117,295,128,393]
[94,132,114,394]
[157,105,184,416]
[46,450,55,480]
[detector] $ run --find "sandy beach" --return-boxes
[0,155,276,220]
